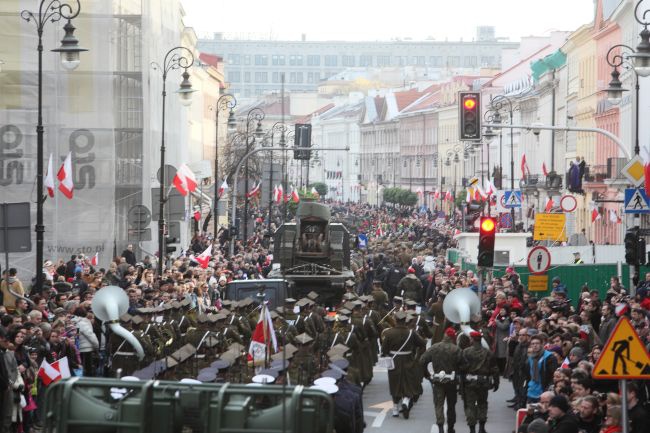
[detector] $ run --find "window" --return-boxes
[448,56,460,67]
[272,72,280,83]
[464,56,477,67]
[295,72,303,83]
[360,55,372,66]
[342,55,355,66]
[228,54,240,65]
[377,56,390,67]
[227,71,240,82]
[481,56,495,66]
[254,55,268,65]
[272,54,285,65]
[289,55,303,66]
[307,55,320,66]
[243,55,250,65]
[397,56,407,66]
[255,72,268,83]
[324,55,338,66]
[413,56,425,66]
[244,72,251,83]
[429,56,443,67]
[307,72,320,83]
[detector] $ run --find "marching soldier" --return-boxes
[350,301,375,387]
[397,267,424,304]
[460,331,499,433]
[380,310,426,419]
[420,327,462,433]
[370,279,389,314]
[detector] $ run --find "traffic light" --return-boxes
[294,124,312,160]
[477,217,496,267]
[459,91,481,141]
[638,237,647,265]
[465,202,482,231]
[165,237,178,255]
[625,229,639,265]
[229,225,238,238]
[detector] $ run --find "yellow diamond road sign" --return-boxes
[621,155,645,187]
[592,316,650,379]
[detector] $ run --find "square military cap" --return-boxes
[306,291,319,301]
[394,311,407,321]
[221,300,232,307]
[228,342,245,353]
[328,354,345,362]
[178,344,197,362]
[275,306,286,315]
[343,302,356,310]
[342,293,357,300]
[219,351,238,364]
[131,315,144,325]
[219,308,231,316]
[269,311,279,320]
[197,371,217,383]
[284,343,298,354]
[284,298,297,304]
[120,313,132,322]
[203,334,221,348]
[295,333,313,345]
[210,359,231,370]
[327,344,349,358]
[345,280,355,287]
[207,313,227,323]
[338,308,351,316]
[352,300,364,308]
[136,307,152,314]
[240,297,255,307]
[197,314,209,324]
[271,350,294,361]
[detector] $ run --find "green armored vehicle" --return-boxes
[269,201,354,303]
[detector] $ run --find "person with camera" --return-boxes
[518,391,553,433]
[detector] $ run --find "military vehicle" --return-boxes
[269,201,354,303]
[43,377,333,433]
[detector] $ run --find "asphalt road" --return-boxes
[362,366,519,433]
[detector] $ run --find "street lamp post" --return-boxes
[241,108,265,243]
[152,47,195,275]
[212,94,237,237]
[265,122,288,226]
[21,0,86,291]
[490,95,516,232]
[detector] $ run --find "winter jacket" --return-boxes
[71,316,99,353]
[0,277,25,309]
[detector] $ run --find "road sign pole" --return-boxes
[620,379,628,433]
[632,214,640,293]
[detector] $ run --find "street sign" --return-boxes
[621,155,645,187]
[0,203,31,253]
[624,188,650,214]
[527,246,551,274]
[559,195,577,213]
[496,192,508,212]
[527,274,549,292]
[499,212,513,229]
[503,190,522,208]
[592,316,650,379]
[358,233,368,249]
[533,213,567,242]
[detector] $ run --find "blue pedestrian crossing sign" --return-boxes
[357,233,368,249]
[624,188,650,214]
[503,190,522,208]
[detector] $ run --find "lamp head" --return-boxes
[227,110,237,132]
[633,27,650,77]
[51,20,87,71]
[177,70,196,107]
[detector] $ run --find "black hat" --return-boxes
[548,395,570,413]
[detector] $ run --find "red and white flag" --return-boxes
[484,179,495,196]
[218,178,228,198]
[172,164,198,197]
[45,154,55,198]
[376,226,384,237]
[560,357,570,369]
[310,186,320,197]
[90,252,98,267]
[434,190,441,200]
[248,305,277,363]
[246,181,261,199]
[57,152,74,199]
[193,209,201,222]
[38,357,71,386]
[290,185,300,203]
[275,184,284,203]
[544,197,554,213]
[521,154,530,180]
[195,244,212,269]
[542,162,549,177]
[609,209,621,224]
[445,190,453,201]
[591,207,601,223]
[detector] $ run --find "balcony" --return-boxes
[583,165,608,183]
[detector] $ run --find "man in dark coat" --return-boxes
[121,244,137,266]
[547,395,578,433]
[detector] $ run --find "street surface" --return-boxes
[363,366,515,433]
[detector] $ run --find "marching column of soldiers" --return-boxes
[106,272,498,433]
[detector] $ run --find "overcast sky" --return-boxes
[182,0,595,42]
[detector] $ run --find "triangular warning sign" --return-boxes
[625,189,650,212]
[592,317,650,379]
[506,192,521,206]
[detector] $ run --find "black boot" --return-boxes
[478,422,487,433]
[447,425,455,433]
[469,425,476,433]
[436,424,444,433]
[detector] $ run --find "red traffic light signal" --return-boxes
[464,98,477,110]
[480,217,495,233]
[478,217,496,267]
[459,91,481,140]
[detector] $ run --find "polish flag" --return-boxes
[44,154,55,198]
[545,197,554,212]
[195,244,212,269]
[484,179,495,196]
[310,186,320,197]
[591,208,601,223]
[609,209,621,224]
[560,357,570,369]
[542,162,549,177]
[246,181,261,199]
[90,252,98,267]
[248,305,278,363]
[193,210,201,221]
[445,190,453,201]
[521,154,530,180]
[434,190,441,199]
[466,188,472,203]
[218,178,228,198]
[290,186,300,203]
[172,164,197,196]
[57,152,74,199]
[275,184,284,203]
[38,357,71,386]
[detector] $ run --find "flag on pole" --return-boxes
[45,154,55,198]
[57,152,74,199]
[591,207,601,223]
[218,178,228,198]
[445,190,453,201]
[290,185,300,203]
[38,357,71,386]
[484,179,495,196]
[248,304,278,363]
[275,184,284,203]
[609,209,621,224]
[90,252,98,267]
[246,181,261,199]
[521,154,530,180]
[193,209,201,221]
[195,244,212,269]
[544,197,554,213]
[466,188,472,203]
[172,164,198,196]
[542,162,549,177]
[560,357,570,369]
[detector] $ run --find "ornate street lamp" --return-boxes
[211,94,237,236]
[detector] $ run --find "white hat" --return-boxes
[251,374,275,384]
[180,378,202,385]
[313,377,336,386]
[310,383,338,395]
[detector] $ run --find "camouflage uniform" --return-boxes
[420,334,462,432]
[460,339,499,433]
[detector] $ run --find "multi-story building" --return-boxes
[197,29,519,100]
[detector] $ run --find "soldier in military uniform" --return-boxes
[287,333,317,385]
[370,280,389,314]
[380,310,426,419]
[460,331,499,433]
[420,327,462,433]
[350,301,375,387]
[330,315,362,386]
[397,267,424,304]
[428,291,448,344]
